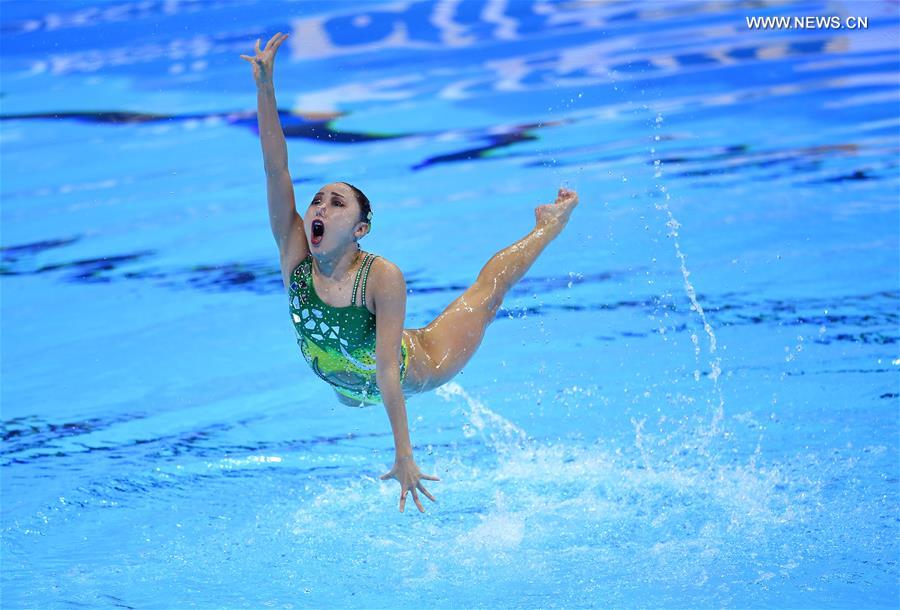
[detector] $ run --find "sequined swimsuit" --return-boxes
[287,252,409,405]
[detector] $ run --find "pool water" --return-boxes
[2,1,898,608]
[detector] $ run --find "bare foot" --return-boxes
[535,187,579,238]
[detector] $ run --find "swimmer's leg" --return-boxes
[409,188,579,391]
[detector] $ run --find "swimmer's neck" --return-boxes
[311,245,362,281]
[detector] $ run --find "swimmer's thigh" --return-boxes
[410,283,500,391]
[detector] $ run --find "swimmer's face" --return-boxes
[305,182,369,253]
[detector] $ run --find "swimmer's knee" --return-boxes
[486,293,504,321]
[485,304,500,325]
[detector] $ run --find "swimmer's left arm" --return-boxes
[371,260,439,513]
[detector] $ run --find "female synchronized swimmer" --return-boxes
[242,33,579,513]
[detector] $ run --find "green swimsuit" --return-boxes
[288,252,409,405]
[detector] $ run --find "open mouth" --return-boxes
[311,219,325,246]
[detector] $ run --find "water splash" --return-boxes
[651,112,725,443]
[436,381,528,451]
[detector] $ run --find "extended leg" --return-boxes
[409,188,579,391]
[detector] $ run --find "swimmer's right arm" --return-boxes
[241,33,308,262]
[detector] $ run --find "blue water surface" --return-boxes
[2,1,898,608]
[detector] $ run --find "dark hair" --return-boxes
[339,182,372,226]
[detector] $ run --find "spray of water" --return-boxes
[650,112,725,445]
[436,382,528,451]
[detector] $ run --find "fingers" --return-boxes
[411,488,425,513]
[248,33,288,63]
[264,32,281,51]
[264,32,289,55]
[383,470,439,513]
[417,483,436,503]
[273,32,289,51]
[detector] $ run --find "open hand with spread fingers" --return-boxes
[240,32,289,86]
[380,456,440,513]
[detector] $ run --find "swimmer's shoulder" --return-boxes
[367,254,404,283]
[365,255,406,312]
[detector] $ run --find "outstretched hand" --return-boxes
[240,32,289,85]
[380,456,440,513]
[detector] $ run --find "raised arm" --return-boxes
[371,259,439,513]
[241,33,308,268]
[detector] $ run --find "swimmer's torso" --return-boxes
[287,252,409,405]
